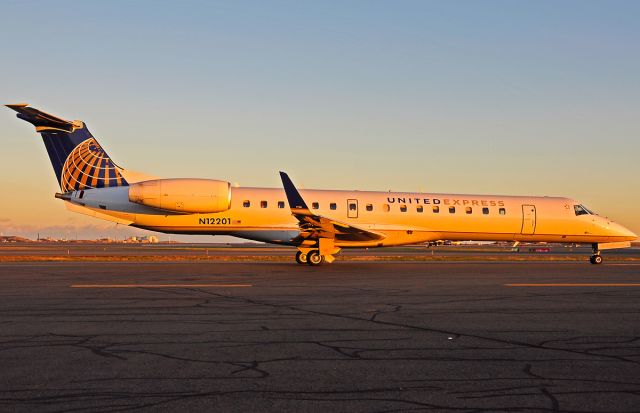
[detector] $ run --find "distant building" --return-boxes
[139,235,159,243]
[124,235,159,244]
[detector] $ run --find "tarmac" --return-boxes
[0,247,639,412]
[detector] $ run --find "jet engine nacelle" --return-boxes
[128,178,231,213]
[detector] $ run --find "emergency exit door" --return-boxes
[347,199,358,218]
[521,205,536,235]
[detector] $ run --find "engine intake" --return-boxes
[128,178,231,213]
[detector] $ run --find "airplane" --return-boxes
[6,104,637,265]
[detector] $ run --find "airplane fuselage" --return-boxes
[66,186,635,247]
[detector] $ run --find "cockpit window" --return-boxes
[574,205,592,216]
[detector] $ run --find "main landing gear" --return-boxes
[307,251,325,266]
[296,249,332,266]
[295,239,340,266]
[589,243,603,265]
[295,251,308,264]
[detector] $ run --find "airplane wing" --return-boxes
[279,172,385,243]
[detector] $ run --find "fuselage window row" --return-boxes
[241,199,506,215]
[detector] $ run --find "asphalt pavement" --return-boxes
[1,259,639,412]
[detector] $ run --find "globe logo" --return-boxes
[60,138,126,192]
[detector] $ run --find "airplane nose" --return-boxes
[612,222,638,241]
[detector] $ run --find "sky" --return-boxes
[1,0,639,241]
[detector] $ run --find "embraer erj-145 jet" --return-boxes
[7,104,637,265]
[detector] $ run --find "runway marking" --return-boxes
[505,283,640,287]
[607,263,640,266]
[71,284,252,288]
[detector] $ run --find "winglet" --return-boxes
[279,171,310,214]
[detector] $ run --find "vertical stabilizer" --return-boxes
[6,104,128,192]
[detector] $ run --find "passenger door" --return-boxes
[521,204,536,235]
[347,199,358,219]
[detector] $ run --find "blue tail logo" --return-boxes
[7,104,128,192]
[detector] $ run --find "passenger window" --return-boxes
[278,201,285,208]
[400,205,407,212]
[312,202,319,210]
[243,200,250,208]
[330,203,337,210]
[349,203,357,211]
[366,204,373,211]
[383,204,390,212]
[465,207,472,214]
[260,201,267,208]
[449,206,455,214]
[482,207,489,215]
[433,206,439,213]
[499,208,506,215]
[417,206,423,213]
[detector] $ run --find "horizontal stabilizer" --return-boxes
[6,103,79,132]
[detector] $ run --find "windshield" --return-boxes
[574,204,594,216]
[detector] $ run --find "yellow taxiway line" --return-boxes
[505,283,640,287]
[71,284,252,288]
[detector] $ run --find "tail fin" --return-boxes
[6,104,128,192]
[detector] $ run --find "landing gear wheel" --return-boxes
[590,255,603,265]
[307,251,325,266]
[295,251,308,265]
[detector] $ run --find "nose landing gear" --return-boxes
[589,254,603,265]
[589,243,603,264]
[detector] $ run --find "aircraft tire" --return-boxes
[590,255,603,265]
[307,251,325,266]
[295,251,308,265]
